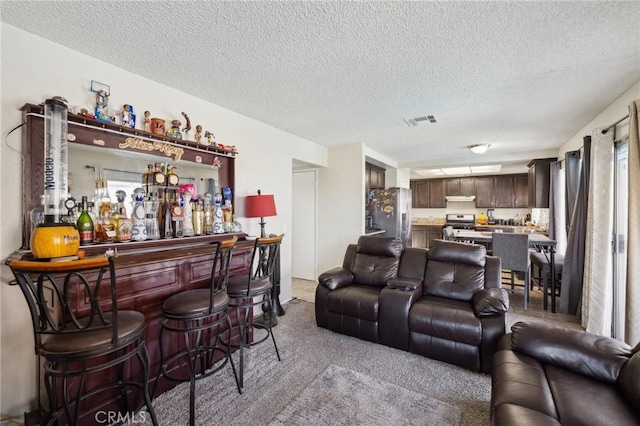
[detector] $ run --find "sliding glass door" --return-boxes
[612,139,628,339]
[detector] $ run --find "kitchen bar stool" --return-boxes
[530,251,564,311]
[7,255,158,426]
[227,234,284,390]
[153,236,241,426]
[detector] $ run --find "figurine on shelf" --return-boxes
[204,130,215,146]
[181,112,191,138]
[94,89,111,123]
[212,157,222,168]
[121,104,136,129]
[194,125,203,144]
[166,119,182,139]
[143,111,151,132]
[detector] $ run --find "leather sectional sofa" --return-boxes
[315,236,509,373]
[491,322,640,425]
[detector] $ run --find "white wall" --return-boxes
[558,80,639,156]
[0,23,327,417]
[317,144,365,275]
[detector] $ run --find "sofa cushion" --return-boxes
[350,237,402,287]
[491,350,559,419]
[408,296,482,346]
[326,285,381,321]
[357,236,403,257]
[619,352,640,412]
[423,259,485,302]
[428,240,486,266]
[510,322,632,383]
[491,404,561,426]
[546,363,640,425]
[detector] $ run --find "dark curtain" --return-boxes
[548,161,563,249]
[561,136,591,315]
[564,150,581,235]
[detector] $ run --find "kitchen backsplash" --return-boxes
[412,201,532,224]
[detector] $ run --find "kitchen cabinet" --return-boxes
[366,162,386,190]
[411,179,445,208]
[494,175,515,207]
[514,174,530,207]
[475,177,494,208]
[475,174,528,208]
[528,158,556,208]
[446,177,475,196]
[411,224,443,248]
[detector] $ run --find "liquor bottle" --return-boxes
[77,196,94,245]
[192,200,204,236]
[161,191,173,238]
[131,189,147,241]
[144,164,154,187]
[231,214,242,233]
[152,163,166,186]
[144,193,160,240]
[167,165,179,186]
[170,190,184,237]
[181,190,194,237]
[114,206,133,242]
[212,193,225,234]
[203,192,213,235]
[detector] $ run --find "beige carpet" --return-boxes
[269,364,461,425]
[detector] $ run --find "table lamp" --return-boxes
[245,190,277,238]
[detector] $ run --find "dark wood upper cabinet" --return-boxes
[494,175,515,208]
[528,158,556,208]
[474,177,495,208]
[366,162,386,190]
[411,180,430,207]
[514,174,530,208]
[411,179,445,208]
[445,177,475,196]
[429,179,446,208]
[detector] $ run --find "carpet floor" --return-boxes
[151,280,580,425]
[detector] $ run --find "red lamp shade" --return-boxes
[245,193,277,218]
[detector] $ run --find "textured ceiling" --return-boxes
[2,1,639,172]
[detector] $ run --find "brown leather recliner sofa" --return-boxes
[315,236,509,373]
[491,322,640,425]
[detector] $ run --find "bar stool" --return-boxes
[7,255,158,426]
[227,234,284,390]
[153,236,241,426]
[530,251,564,311]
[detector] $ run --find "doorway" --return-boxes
[292,169,317,281]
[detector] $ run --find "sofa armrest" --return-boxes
[510,322,633,383]
[473,288,509,317]
[387,277,422,292]
[318,267,355,290]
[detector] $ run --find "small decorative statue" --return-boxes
[181,112,191,138]
[204,130,215,146]
[143,111,151,132]
[94,89,111,122]
[121,104,136,129]
[166,119,182,139]
[194,125,203,144]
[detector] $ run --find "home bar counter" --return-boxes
[15,103,253,421]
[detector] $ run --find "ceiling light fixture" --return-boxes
[468,144,490,154]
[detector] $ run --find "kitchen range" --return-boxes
[443,213,476,230]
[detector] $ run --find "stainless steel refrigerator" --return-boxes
[367,187,412,247]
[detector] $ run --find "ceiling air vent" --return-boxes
[403,115,437,127]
